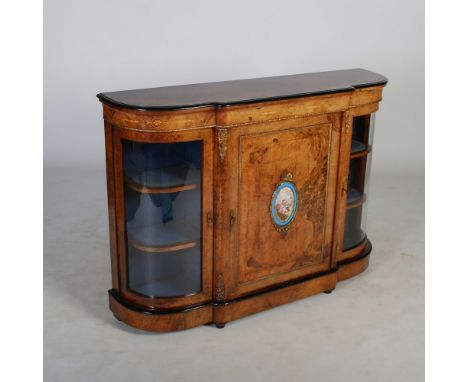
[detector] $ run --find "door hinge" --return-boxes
[207,212,214,226]
[229,210,236,227]
[341,178,348,198]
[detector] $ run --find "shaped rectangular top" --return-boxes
[97,68,387,111]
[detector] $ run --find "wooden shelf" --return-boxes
[128,245,201,297]
[350,140,371,159]
[347,187,366,209]
[126,166,199,195]
[129,237,198,253]
[130,277,200,298]
[126,178,198,194]
[127,220,200,254]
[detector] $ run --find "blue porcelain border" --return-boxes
[271,181,298,228]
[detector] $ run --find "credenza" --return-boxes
[97,68,387,331]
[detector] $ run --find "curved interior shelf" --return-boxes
[350,140,371,158]
[126,166,200,194]
[128,245,201,297]
[347,187,367,209]
[129,274,200,298]
[127,220,200,254]
[128,237,198,253]
[126,178,198,194]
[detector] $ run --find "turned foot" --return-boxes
[215,323,226,329]
[323,289,334,294]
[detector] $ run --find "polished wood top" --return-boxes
[97,68,387,111]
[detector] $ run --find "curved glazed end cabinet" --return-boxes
[97,69,387,332]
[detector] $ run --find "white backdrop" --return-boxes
[44,0,424,174]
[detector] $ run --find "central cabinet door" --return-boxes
[223,114,341,299]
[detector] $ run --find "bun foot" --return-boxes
[323,289,334,294]
[215,323,226,329]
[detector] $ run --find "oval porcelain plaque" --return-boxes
[271,180,298,232]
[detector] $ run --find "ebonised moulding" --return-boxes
[98,68,386,332]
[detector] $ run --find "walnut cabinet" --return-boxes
[97,69,387,331]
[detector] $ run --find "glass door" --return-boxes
[123,140,202,297]
[343,114,375,250]
[113,128,213,308]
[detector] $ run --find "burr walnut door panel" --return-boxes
[224,116,341,299]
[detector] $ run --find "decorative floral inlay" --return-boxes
[215,273,225,301]
[217,127,228,163]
